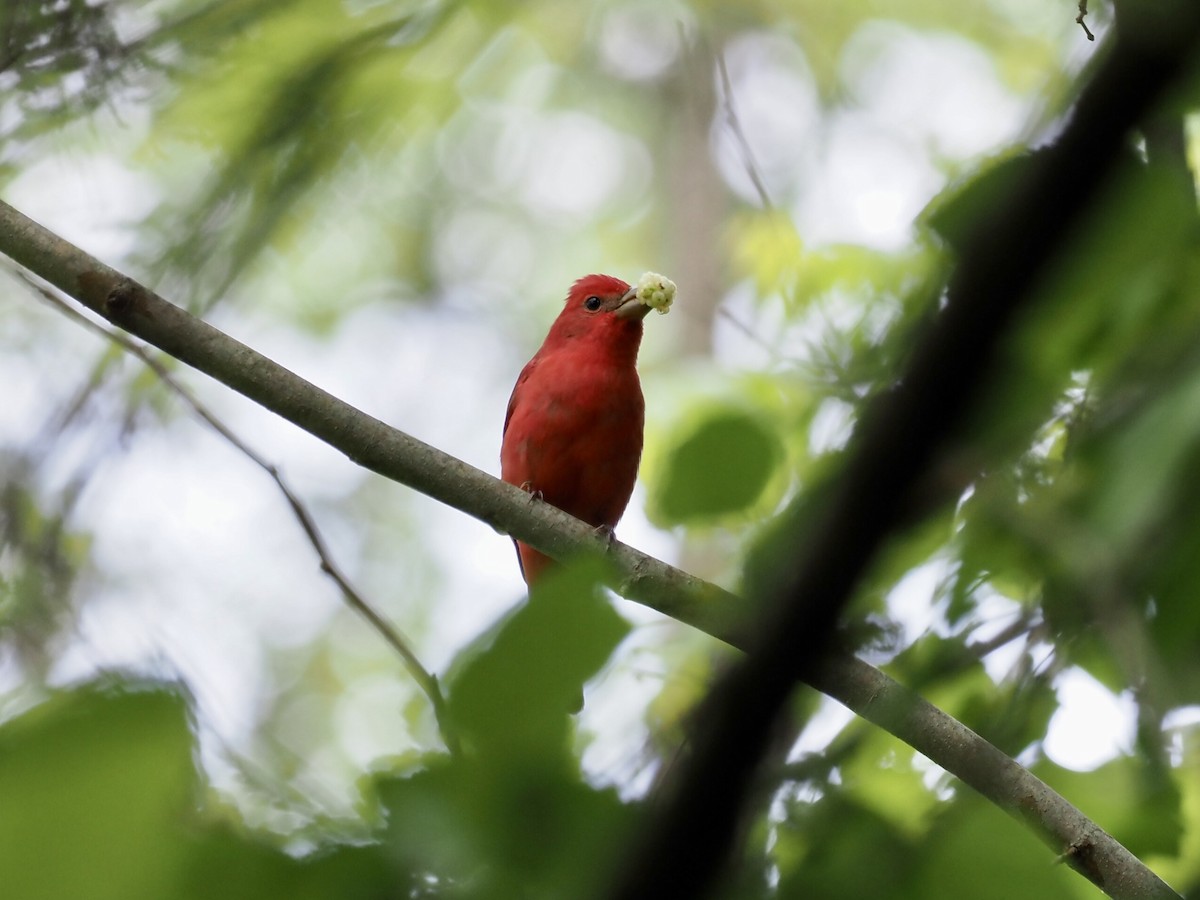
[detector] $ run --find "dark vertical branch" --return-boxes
[663,34,726,358]
[604,5,1200,899]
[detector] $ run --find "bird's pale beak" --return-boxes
[615,287,653,321]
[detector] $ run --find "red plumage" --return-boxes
[501,274,652,584]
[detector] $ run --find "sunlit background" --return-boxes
[1,0,1177,851]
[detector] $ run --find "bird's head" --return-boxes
[543,274,652,349]
[569,273,654,321]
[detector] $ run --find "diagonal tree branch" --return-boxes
[0,193,1179,899]
[0,202,745,639]
[12,269,461,756]
[606,2,1200,897]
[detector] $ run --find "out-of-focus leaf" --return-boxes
[922,151,1041,253]
[1019,157,1195,384]
[0,0,131,165]
[792,244,935,311]
[145,0,472,306]
[729,211,805,297]
[1036,756,1182,859]
[907,793,1084,900]
[773,794,917,899]
[961,675,1057,757]
[890,633,1056,754]
[1151,728,1200,890]
[840,731,941,839]
[0,682,406,899]
[407,558,634,895]
[950,470,1047,622]
[375,751,632,899]
[178,827,399,900]
[0,472,89,664]
[852,512,953,621]
[0,683,195,900]
[891,632,987,691]
[446,557,629,761]
[650,408,783,524]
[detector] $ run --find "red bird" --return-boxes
[501,274,653,584]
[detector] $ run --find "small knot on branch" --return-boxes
[1057,838,1104,885]
[105,280,136,315]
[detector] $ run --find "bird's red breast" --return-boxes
[500,275,651,584]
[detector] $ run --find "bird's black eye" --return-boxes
[584,295,602,311]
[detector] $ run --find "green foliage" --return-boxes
[650,407,784,524]
[904,793,1086,900]
[447,558,630,760]
[771,768,1089,900]
[0,613,637,899]
[0,672,640,899]
[0,682,403,900]
[0,469,91,676]
[0,683,196,900]
[353,560,637,896]
[773,795,918,899]
[1038,757,1183,859]
[922,150,1042,253]
[375,753,632,899]
[6,0,1200,898]
[143,0,472,309]
[0,0,130,178]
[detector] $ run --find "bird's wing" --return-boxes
[502,356,540,437]
[510,538,526,582]
[502,356,545,585]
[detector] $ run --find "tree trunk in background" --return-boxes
[660,37,736,587]
[664,38,726,359]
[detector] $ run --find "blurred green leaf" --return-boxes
[773,794,918,899]
[447,557,630,761]
[840,732,942,840]
[1037,757,1183,859]
[922,151,1042,254]
[178,827,399,900]
[730,210,805,297]
[0,683,195,900]
[375,750,632,899]
[0,683,403,900]
[907,793,1085,900]
[961,676,1058,758]
[651,408,783,524]
[1152,729,1200,890]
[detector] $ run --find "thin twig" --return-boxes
[14,269,460,756]
[715,304,783,363]
[966,611,1037,660]
[715,50,774,210]
[1078,0,1096,41]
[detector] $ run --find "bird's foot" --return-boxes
[593,524,616,548]
[519,481,544,503]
